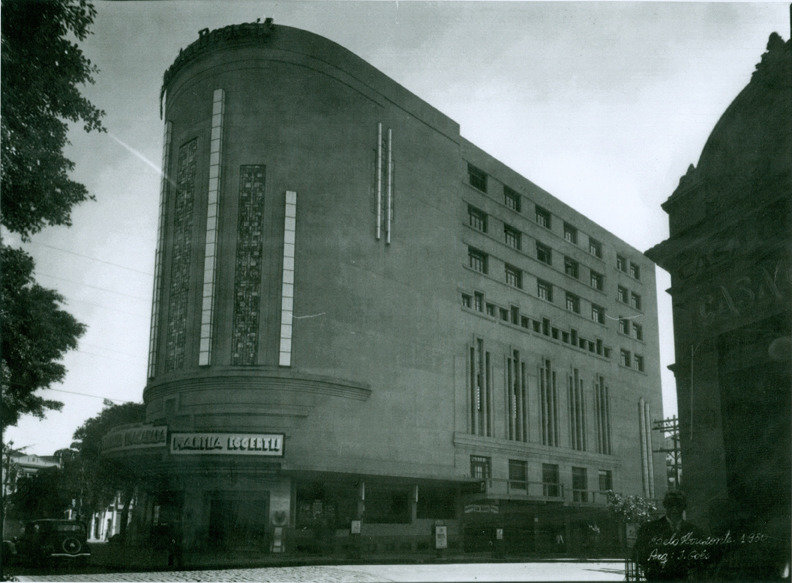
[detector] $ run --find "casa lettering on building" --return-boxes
[170,433,284,456]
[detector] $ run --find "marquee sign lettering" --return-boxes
[170,432,284,456]
[102,425,168,452]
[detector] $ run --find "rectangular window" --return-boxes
[537,279,553,301]
[505,264,522,289]
[630,262,641,280]
[532,320,541,333]
[616,254,627,272]
[619,318,630,335]
[542,318,550,336]
[462,293,472,309]
[536,242,552,265]
[504,225,521,250]
[631,292,642,310]
[579,337,587,349]
[551,327,559,340]
[504,186,521,211]
[510,305,520,325]
[590,270,603,290]
[595,375,612,454]
[540,359,559,447]
[635,354,645,372]
[535,206,551,229]
[620,349,631,367]
[468,205,487,232]
[499,307,509,322]
[562,331,569,343]
[604,346,612,359]
[566,292,580,314]
[596,338,603,355]
[468,247,488,274]
[633,323,643,340]
[591,304,604,324]
[572,467,588,502]
[469,340,492,437]
[568,368,586,451]
[507,350,528,442]
[509,459,528,490]
[598,469,613,492]
[542,463,560,497]
[470,455,491,479]
[564,256,579,279]
[474,292,484,312]
[520,316,530,329]
[468,163,487,192]
[563,222,578,244]
[589,238,602,258]
[617,285,628,303]
[571,328,578,345]
[486,303,495,317]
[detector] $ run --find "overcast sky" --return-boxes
[6,1,789,456]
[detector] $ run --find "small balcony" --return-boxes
[483,478,609,506]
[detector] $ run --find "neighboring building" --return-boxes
[1,451,61,497]
[88,493,134,542]
[646,31,791,566]
[103,20,665,556]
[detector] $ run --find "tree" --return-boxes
[0,0,105,429]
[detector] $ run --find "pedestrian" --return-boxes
[166,523,183,569]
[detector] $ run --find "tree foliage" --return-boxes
[0,0,105,428]
[1,246,85,428]
[606,490,659,524]
[1,0,105,238]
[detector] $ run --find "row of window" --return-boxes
[618,318,644,341]
[617,285,642,310]
[616,254,642,281]
[468,205,605,293]
[467,247,607,322]
[620,349,645,372]
[466,164,605,262]
[460,292,613,359]
[472,456,613,500]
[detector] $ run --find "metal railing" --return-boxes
[484,479,610,505]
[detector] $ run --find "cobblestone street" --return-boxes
[13,561,625,582]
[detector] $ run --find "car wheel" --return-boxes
[62,537,82,554]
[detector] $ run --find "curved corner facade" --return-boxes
[106,21,666,556]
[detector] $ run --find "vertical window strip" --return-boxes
[639,398,650,496]
[605,384,612,454]
[507,356,515,440]
[386,128,392,244]
[521,361,528,442]
[469,345,477,434]
[376,123,382,240]
[147,120,172,378]
[199,89,224,366]
[644,400,655,498]
[279,190,297,366]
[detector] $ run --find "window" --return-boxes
[570,328,578,345]
[468,205,487,232]
[620,349,631,367]
[595,376,611,454]
[572,467,588,502]
[590,270,603,290]
[461,293,472,308]
[551,327,559,340]
[542,318,550,336]
[468,247,488,274]
[469,340,492,437]
[617,285,628,303]
[510,306,520,325]
[589,238,602,258]
[562,331,569,343]
[540,359,559,446]
[631,292,642,310]
[635,354,645,372]
[474,292,484,312]
[507,350,527,441]
[536,242,552,265]
[563,222,578,244]
[542,463,560,497]
[537,279,553,301]
[616,254,627,272]
[499,307,509,322]
[568,369,586,451]
[591,304,604,324]
[596,338,603,355]
[619,318,629,335]
[520,316,530,329]
[566,292,580,314]
[509,459,527,490]
[468,163,487,192]
[579,337,587,349]
[470,455,491,479]
[505,264,522,289]
[504,225,521,250]
[486,303,495,317]
[633,323,643,340]
[535,206,551,228]
[598,469,613,492]
[532,320,541,333]
[564,256,579,279]
[630,262,641,280]
[504,186,521,211]
[604,346,612,358]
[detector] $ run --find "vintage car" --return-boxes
[4,519,91,566]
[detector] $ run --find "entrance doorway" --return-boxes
[208,493,269,549]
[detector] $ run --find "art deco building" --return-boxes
[646,32,791,574]
[103,20,665,555]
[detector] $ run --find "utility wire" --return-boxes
[35,272,150,302]
[26,241,153,276]
[41,387,136,404]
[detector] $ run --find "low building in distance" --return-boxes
[103,19,666,557]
